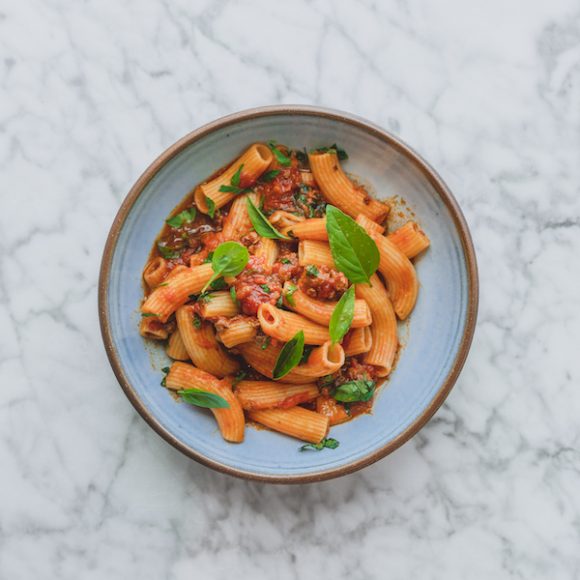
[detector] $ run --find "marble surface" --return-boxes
[1,0,579,578]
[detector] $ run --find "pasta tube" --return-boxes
[248,407,329,444]
[257,303,330,345]
[235,381,319,411]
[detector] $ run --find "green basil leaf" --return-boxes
[311,144,348,160]
[232,369,247,387]
[230,286,239,307]
[329,286,355,344]
[325,205,379,284]
[206,196,216,219]
[202,241,249,292]
[305,265,319,277]
[157,242,180,259]
[231,164,244,187]
[218,184,242,194]
[193,313,202,329]
[261,336,271,350]
[260,284,270,293]
[273,330,304,379]
[300,345,313,364]
[285,283,298,307]
[178,388,230,409]
[267,141,291,167]
[332,379,375,403]
[260,169,281,182]
[209,277,228,290]
[246,197,289,240]
[300,437,340,451]
[166,208,196,228]
[141,312,159,318]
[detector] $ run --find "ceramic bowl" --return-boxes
[99,106,478,483]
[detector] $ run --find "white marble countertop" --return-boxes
[2,0,580,578]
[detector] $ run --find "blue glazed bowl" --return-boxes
[99,106,478,483]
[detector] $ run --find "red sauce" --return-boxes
[234,256,283,316]
[258,167,303,213]
[298,264,348,300]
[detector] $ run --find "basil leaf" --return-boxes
[260,284,270,293]
[209,277,228,290]
[157,242,180,259]
[261,336,271,350]
[231,164,244,187]
[305,265,319,277]
[300,345,313,364]
[202,241,249,292]
[325,205,379,284]
[178,388,230,409]
[246,197,289,240]
[300,437,340,451]
[166,208,196,228]
[260,169,281,182]
[312,144,348,160]
[285,283,298,307]
[273,330,304,379]
[141,312,159,318]
[206,196,216,219]
[232,369,247,387]
[333,380,375,403]
[161,366,170,387]
[329,286,355,344]
[267,141,291,167]
[193,313,202,329]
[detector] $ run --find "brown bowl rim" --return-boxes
[98,105,479,484]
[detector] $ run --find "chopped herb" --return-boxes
[260,284,271,293]
[206,196,216,219]
[280,257,292,265]
[276,295,283,308]
[319,375,335,387]
[193,313,202,329]
[232,370,248,387]
[230,286,239,307]
[141,312,159,318]
[312,144,348,160]
[210,277,228,290]
[203,251,214,264]
[157,282,169,287]
[332,379,376,403]
[300,345,313,365]
[273,330,305,379]
[306,265,319,278]
[178,388,230,409]
[300,438,340,451]
[160,366,170,387]
[166,207,196,228]
[196,292,212,303]
[157,242,180,259]
[294,148,308,165]
[285,283,298,306]
[267,140,291,167]
[231,164,243,187]
[260,169,281,182]
[261,336,271,350]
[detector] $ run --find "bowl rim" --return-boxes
[98,105,479,484]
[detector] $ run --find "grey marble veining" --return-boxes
[1,0,579,578]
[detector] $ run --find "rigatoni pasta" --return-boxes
[139,141,430,449]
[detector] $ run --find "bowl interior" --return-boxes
[103,111,474,480]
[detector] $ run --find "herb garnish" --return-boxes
[260,284,271,293]
[203,251,214,264]
[285,283,298,306]
[329,286,355,344]
[312,144,348,160]
[306,265,319,277]
[261,336,271,350]
[260,169,281,182]
[202,241,249,292]
[178,388,230,409]
[246,197,290,240]
[160,366,170,387]
[325,205,379,284]
[206,196,216,219]
[157,242,180,259]
[230,286,239,307]
[166,208,196,228]
[300,438,340,451]
[209,277,228,290]
[232,369,248,387]
[193,313,202,329]
[333,379,375,403]
[280,257,292,265]
[141,312,159,318]
[273,330,304,379]
[267,141,291,167]
[219,164,252,195]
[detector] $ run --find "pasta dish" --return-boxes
[139,142,429,450]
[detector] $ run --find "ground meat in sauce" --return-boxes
[271,251,301,282]
[298,264,348,300]
[234,256,283,316]
[335,358,379,384]
[258,167,303,214]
